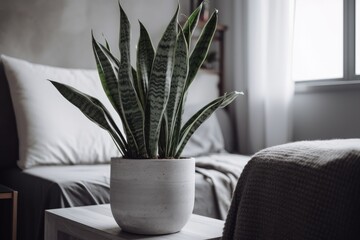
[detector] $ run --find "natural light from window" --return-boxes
[292,0,343,81]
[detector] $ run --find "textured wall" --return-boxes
[0,0,181,69]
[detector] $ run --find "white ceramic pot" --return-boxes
[110,157,195,235]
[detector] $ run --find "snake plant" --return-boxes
[50,2,242,159]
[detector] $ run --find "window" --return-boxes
[292,0,359,82]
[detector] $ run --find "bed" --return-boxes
[0,54,249,240]
[0,154,249,240]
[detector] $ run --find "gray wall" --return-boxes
[294,86,360,141]
[0,0,179,68]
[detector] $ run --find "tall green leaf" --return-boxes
[104,36,111,51]
[92,33,120,112]
[185,10,218,91]
[85,95,127,152]
[182,2,203,47]
[170,99,185,157]
[118,3,147,158]
[131,67,145,109]
[98,42,120,68]
[49,80,127,156]
[137,22,154,106]
[158,115,168,158]
[93,33,137,157]
[175,91,243,158]
[166,27,188,157]
[145,6,179,158]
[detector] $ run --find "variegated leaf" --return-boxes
[104,37,111,51]
[49,80,127,156]
[182,2,203,47]
[93,34,138,156]
[175,91,243,158]
[170,99,184,156]
[92,34,121,112]
[132,67,145,109]
[158,115,168,158]
[186,10,218,91]
[118,3,148,158]
[137,22,154,105]
[95,38,143,157]
[99,42,120,68]
[118,65,147,157]
[85,94,127,151]
[145,6,179,158]
[165,27,188,156]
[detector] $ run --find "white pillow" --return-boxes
[1,55,121,169]
[181,104,225,157]
[186,70,219,106]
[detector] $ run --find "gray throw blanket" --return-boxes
[195,154,250,219]
[222,139,360,240]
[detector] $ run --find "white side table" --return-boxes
[45,204,224,240]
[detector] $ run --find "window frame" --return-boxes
[344,0,356,80]
[295,0,360,87]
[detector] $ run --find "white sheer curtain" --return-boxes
[234,0,296,154]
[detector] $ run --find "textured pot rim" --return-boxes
[111,157,194,163]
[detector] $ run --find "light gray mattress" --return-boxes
[0,153,250,240]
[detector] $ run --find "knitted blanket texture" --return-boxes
[222,139,360,240]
